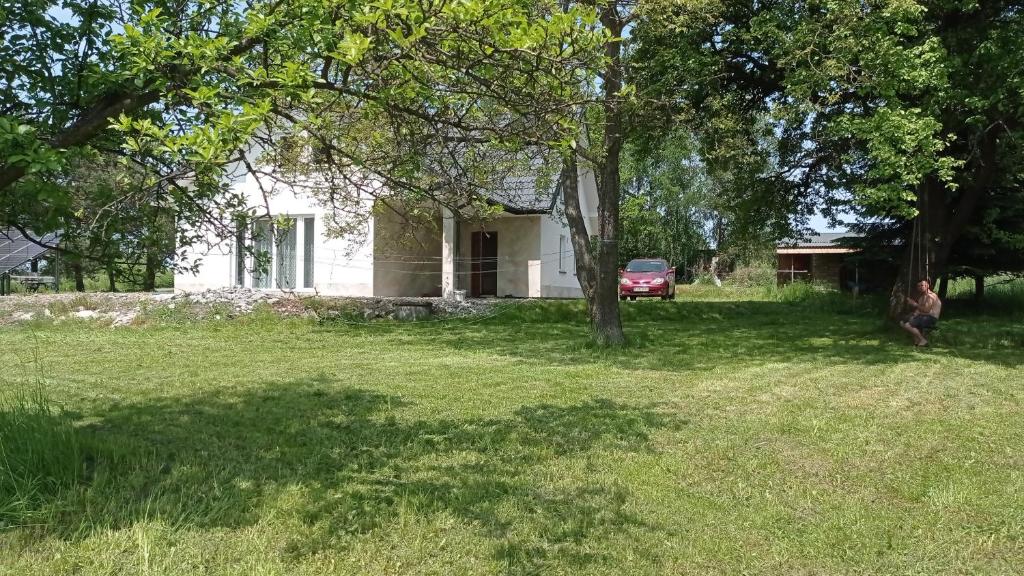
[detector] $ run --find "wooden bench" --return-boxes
[9,275,56,292]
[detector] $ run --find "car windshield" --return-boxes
[625,260,666,273]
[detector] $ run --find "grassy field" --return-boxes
[1,286,1023,575]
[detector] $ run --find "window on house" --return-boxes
[559,234,567,273]
[303,217,315,288]
[249,216,314,290]
[252,219,273,289]
[234,221,246,287]
[275,218,297,289]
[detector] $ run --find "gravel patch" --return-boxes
[0,289,502,326]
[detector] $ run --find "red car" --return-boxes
[619,258,676,300]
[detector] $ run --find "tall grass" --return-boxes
[57,269,174,293]
[945,276,1024,316]
[0,390,83,529]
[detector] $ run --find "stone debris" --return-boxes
[109,311,138,327]
[1,288,502,325]
[170,287,278,314]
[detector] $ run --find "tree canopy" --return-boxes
[1,0,602,245]
[632,1,1024,298]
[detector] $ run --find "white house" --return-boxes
[174,163,599,299]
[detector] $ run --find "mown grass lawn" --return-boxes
[2,289,1023,575]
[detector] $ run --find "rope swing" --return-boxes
[907,195,932,287]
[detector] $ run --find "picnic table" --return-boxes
[9,274,56,292]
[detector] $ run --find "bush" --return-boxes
[726,261,777,288]
[0,390,83,528]
[771,280,818,303]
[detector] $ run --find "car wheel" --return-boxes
[619,295,626,301]
[629,296,637,301]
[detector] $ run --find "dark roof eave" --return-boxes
[498,205,551,215]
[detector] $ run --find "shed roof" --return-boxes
[777,232,862,253]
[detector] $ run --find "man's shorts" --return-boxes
[908,315,938,330]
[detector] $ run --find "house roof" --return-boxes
[436,144,562,215]
[776,231,862,254]
[485,168,561,215]
[1,228,59,275]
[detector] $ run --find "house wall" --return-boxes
[774,252,847,289]
[539,212,582,298]
[537,163,598,298]
[177,154,601,299]
[458,215,540,298]
[174,176,376,296]
[173,233,236,293]
[811,253,843,288]
[372,207,443,297]
[776,253,812,285]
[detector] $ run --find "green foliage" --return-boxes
[619,131,716,270]
[302,297,374,323]
[632,0,1024,268]
[58,269,174,293]
[945,276,1024,316]
[0,390,84,529]
[1,0,605,295]
[725,259,777,288]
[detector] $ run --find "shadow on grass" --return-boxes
[325,299,1024,371]
[7,377,680,573]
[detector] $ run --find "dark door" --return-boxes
[471,231,498,296]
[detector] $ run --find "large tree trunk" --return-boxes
[107,267,117,292]
[888,131,992,321]
[587,8,627,346]
[142,251,159,291]
[71,260,86,292]
[561,155,625,346]
[557,6,627,346]
[974,274,984,301]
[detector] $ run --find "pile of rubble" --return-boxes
[166,287,283,315]
[0,292,151,327]
[2,288,503,326]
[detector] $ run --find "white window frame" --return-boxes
[238,214,317,291]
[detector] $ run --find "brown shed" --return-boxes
[776,232,861,289]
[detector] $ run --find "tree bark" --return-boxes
[72,261,85,292]
[143,251,159,291]
[888,132,992,321]
[556,4,628,346]
[938,275,949,299]
[561,157,596,297]
[561,155,625,345]
[974,274,984,301]
[587,7,627,346]
[107,267,117,292]
[0,89,161,194]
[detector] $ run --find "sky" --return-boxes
[806,211,852,233]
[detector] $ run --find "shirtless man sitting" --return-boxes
[900,278,942,346]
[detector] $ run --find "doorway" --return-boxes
[470,231,498,297]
